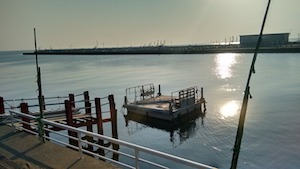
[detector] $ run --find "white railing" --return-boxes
[8,110,216,169]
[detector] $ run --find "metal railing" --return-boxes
[125,83,155,103]
[8,110,216,169]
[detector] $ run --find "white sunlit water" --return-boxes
[220,100,240,119]
[1,51,300,169]
[214,53,239,80]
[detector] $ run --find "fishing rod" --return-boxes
[34,28,45,142]
[230,0,271,168]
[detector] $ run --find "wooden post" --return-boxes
[84,91,93,151]
[65,100,78,147]
[158,84,161,96]
[65,100,73,125]
[0,97,4,114]
[20,103,31,131]
[69,93,75,108]
[141,86,144,100]
[108,95,119,151]
[84,91,91,114]
[95,97,104,155]
[200,87,206,112]
[124,96,127,106]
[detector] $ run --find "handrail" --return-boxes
[2,93,110,112]
[3,92,84,103]
[125,83,155,103]
[170,86,199,107]
[125,83,154,92]
[8,110,216,169]
[171,86,198,95]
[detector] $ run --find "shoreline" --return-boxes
[23,44,300,55]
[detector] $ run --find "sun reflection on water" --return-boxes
[220,100,240,119]
[214,53,239,79]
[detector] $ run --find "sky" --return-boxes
[0,0,300,51]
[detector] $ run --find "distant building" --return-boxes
[240,33,289,47]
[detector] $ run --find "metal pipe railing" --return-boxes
[8,109,216,169]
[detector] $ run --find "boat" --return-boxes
[122,83,206,121]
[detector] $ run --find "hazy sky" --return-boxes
[1,0,299,51]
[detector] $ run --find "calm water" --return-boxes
[1,51,300,169]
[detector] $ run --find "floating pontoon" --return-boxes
[123,83,206,121]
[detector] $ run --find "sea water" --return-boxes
[0,51,300,169]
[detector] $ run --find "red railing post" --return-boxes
[95,97,104,155]
[65,100,78,147]
[0,97,4,114]
[69,93,75,108]
[84,91,93,151]
[20,102,31,130]
[84,91,91,114]
[108,95,119,151]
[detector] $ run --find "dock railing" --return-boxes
[171,86,200,108]
[0,92,86,114]
[7,109,216,169]
[125,83,155,104]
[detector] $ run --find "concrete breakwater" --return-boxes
[23,43,300,55]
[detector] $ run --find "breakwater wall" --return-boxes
[23,44,300,55]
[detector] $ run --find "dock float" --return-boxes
[123,84,206,121]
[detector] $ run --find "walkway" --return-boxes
[0,124,119,169]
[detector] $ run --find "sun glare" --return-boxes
[220,100,240,119]
[214,53,239,79]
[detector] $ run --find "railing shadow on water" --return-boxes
[123,109,207,148]
[6,110,216,169]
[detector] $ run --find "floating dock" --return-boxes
[123,84,206,121]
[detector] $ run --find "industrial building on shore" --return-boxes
[240,33,290,47]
